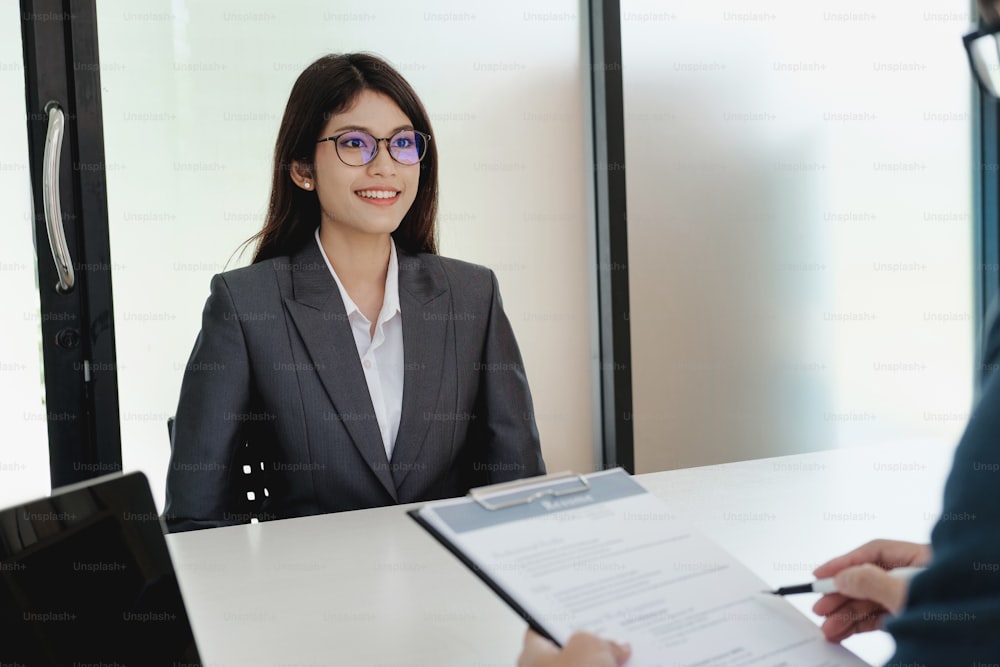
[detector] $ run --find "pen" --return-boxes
[767,566,926,596]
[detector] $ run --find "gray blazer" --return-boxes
[164,240,545,532]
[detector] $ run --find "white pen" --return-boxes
[768,566,927,596]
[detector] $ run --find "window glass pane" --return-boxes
[622,1,974,469]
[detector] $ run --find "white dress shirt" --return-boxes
[314,228,403,461]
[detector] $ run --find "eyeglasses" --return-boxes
[965,23,1000,98]
[316,129,432,166]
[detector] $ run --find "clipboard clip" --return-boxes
[468,471,591,511]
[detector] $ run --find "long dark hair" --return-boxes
[249,53,438,262]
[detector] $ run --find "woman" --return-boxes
[164,53,545,533]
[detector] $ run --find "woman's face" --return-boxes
[308,89,421,239]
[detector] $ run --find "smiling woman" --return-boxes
[163,53,546,532]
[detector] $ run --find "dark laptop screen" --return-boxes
[0,471,201,666]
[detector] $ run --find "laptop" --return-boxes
[0,471,202,665]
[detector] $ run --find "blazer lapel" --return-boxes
[282,241,397,501]
[391,250,449,489]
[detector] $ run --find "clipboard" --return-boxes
[408,468,870,667]
[407,470,594,646]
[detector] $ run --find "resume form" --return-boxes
[412,469,867,667]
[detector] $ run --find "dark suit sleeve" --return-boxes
[163,274,252,532]
[977,292,1000,391]
[472,271,546,482]
[884,357,1000,662]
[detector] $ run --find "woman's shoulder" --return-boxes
[210,256,291,297]
[402,252,500,304]
[403,251,495,281]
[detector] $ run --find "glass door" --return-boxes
[0,1,48,507]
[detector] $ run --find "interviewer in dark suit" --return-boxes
[164,53,545,533]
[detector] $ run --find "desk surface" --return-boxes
[166,441,955,667]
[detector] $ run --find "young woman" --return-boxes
[164,53,545,533]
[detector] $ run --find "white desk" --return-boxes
[166,441,955,667]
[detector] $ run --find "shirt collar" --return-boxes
[381,239,401,320]
[314,227,400,324]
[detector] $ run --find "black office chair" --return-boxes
[166,417,268,524]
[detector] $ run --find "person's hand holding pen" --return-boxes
[810,539,933,643]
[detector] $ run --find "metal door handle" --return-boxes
[42,101,75,293]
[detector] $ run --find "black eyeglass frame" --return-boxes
[316,129,432,166]
[964,23,1000,98]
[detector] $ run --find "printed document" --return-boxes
[413,469,867,667]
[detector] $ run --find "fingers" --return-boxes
[811,562,911,643]
[812,592,851,617]
[813,545,876,579]
[518,629,631,667]
[517,629,559,667]
[817,597,887,643]
[834,564,909,614]
[813,539,931,579]
[609,640,631,666]
[562,632,632,667]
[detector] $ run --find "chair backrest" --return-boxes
[167,417,268,523]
